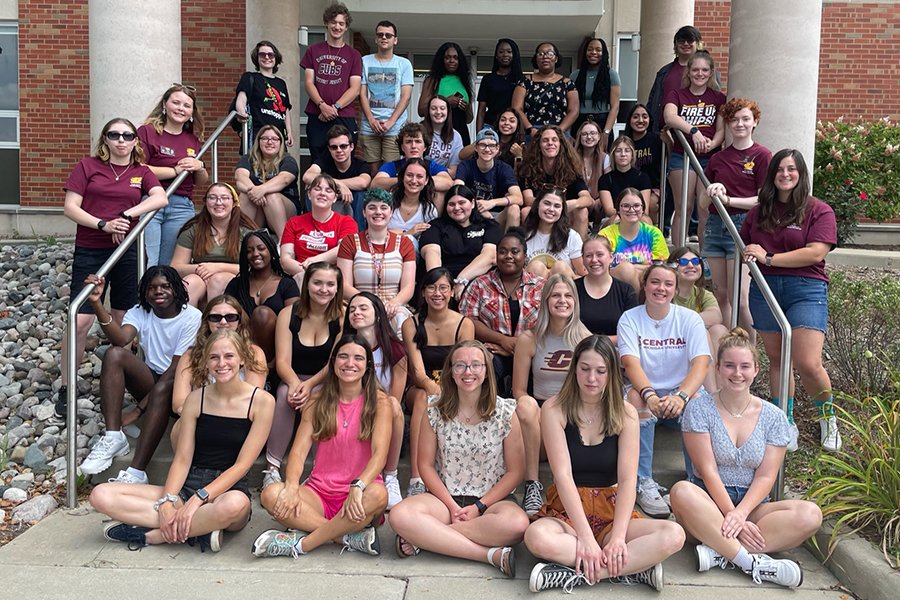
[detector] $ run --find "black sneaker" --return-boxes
[529,562,589,592]
[187,529,222,553]
[48,385,68,425]
[609,562,664,591]
[522,480,544,516]
[103,521,149,551]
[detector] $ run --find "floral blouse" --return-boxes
[519,77,576,128]
[426,395,516,496]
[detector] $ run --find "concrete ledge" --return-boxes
[807,522,900,600]
[0,206,73,239]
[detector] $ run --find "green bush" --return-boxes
[805,377,900,568]
[814,117,900,243]
[826,271,900,397]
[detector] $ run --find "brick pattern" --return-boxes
[18,2,90,207]
[695,0,900,122]
[181,0,246,183]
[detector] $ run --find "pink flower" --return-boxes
[860,192,868,201]
[826,163,834,172]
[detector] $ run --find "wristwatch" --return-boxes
[118,211,134,223]
[673,389,690,403]
[195,488,210,504]
[765,252,775,267]
[603,128,611,135]
[689,127,699,135]
[334,101,342,111]
[96,219,107,230]
[350,479,366,491]
[475,499,488,515]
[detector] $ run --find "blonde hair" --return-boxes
[195,329,263,385]
[435,340,498,422]
[94,118,145,166]
[716,327,758,364]
[532,274,591,349]
[248,125,286,181]
[144,84,205,138]
[554,335,627,435]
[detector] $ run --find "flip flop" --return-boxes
[395,534,420,558]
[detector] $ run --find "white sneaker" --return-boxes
[786,423,799,452]
[80,434,130,475]
[407,479,425,496]
[262,466,282,489]
[108,469,147,484]
[819,416,842,452]
[384,474,402,510]
[637,478,670,518]
[696,544,730,572]
[746,554,803,588]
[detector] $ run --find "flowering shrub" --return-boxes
[814,117,900,243]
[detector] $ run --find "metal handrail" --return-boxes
[65,112,249,507]
[671,129,793,500]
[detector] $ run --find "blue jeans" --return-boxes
[144,194,196,267]
[638,407,694,483]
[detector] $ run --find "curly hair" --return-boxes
[138,266,189,312]
[425,42,474,102]
[519,125,584,191]
[178,182,259,261]
[193,329,264,389]
[323,2,351,25]
[189,300,264,389]
[720,97,761,123]
[143,83,205,138]
[94,118,145,166]
[232,229,288,313]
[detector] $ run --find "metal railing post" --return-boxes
[679,155,690,246]
[730,255,742,329]
[64,111,241,507]
[241,121,250,156]
[659,143,668,233]
[673,129,793,501]
[211,140,219,183]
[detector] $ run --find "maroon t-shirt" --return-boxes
[65,157,162,249]
[740,198,837,282]
[705,143,773,215]
[662,61,686,104]
[137,125,201,199]
[664,87,726,157]
[299,41,362,117]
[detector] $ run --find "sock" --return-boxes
[384,469,398,479]
[769,397,779,407]
[107,430,126,441]
[125,467,146,480]
[787,396,795,424]
[296,537,306,554]
[814,397,835,418]
[731,546,754,572]
[409,477,423,485]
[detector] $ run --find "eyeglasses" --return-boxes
[424,284,452,293]
[207,313,240,323]
[580,131,599,138]
[258,51,276,59]
[675,257,702,267]
[619,204,644,212]
[475,143,498,151]
[106,131,136,142]
[451,362,486,375]
[259,136,281,143]
[171,82,197,92]
[537,51,557,58]
[375,32,395,39]
[207,195,233,204]
[329,143,351,151]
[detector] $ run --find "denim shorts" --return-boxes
[668,152,709,172]
[689,476,769,506]
[749,275,828,334]
[179,465,250,502]
[704,212,747,259]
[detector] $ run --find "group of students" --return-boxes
[57,1,841,592]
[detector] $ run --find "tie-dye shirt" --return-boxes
[598,222,669,266]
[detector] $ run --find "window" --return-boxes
[615,34,639,132]
[0,22,19,204]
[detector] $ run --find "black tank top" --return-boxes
[290,314,340,376]
[419,316,465,382]
[192,386,256,471]
[565,421,619,487]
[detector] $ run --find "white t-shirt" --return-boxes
[122,305,202,374]
[388,203,438,233]
[360,54,414,137]
[616,304,710,391]
[525,229,583,266]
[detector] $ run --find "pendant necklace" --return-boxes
[109,163,130,181]
[253,274,277,298]
[718,394,753,419]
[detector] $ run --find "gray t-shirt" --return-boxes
[681,393,790,488]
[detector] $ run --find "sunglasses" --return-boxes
[106,131,136,142]
[257,51,276,59]
[171,82,197,92]
[375,32,395,39]
[328,143,351,151]
[676,257,702,266]
[207,313,240,323]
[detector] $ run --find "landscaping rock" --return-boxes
[10,494,57,523]
[2,486,27,503]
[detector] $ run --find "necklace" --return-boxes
[458,407,478,424]
[580,403,602,425]
[365,232,387,291]
[718,394,754,419]
[252,273,277,298]
[109,163,130,181]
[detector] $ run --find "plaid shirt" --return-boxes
[459,269,545,336]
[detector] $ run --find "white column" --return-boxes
[727,0,822,168]
[637,0,694,104]
[247,0,302,160]
[89,0,181,139]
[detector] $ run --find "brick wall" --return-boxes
[695,0,900,122]
[18,1,90,207]
[181,0,246,180]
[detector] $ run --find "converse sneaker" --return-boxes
[786,423,799,452]
[636,478,670,518]
[187,529,222,553]
[342,525,380,556]
[48,386,68,426]
[407,479,426,497]
[819,416,842,452]
[261,466,282,489]
[609,562,664,591]
[252,529,306,558]
[103,521,149,551]
[384,473,403,510]
[523,480,544,516]
[529,562,590,593]
[108,469,147,484]
[696,544,730,572]
[80,434,130,475]
[746,554,803,588]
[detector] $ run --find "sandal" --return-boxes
[394,534,419,558]
[487,546,515,578]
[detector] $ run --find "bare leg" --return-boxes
[526,260,550,278]
[516,395,541,482]
[99,347,156,431]
[130,374,175,471]
[182,274,208,308]
[386,396,403,473]
[406,387,427,479]
[250,306,278,366]
[263,192,290,241]
[207,273,235,304]
[758,331,795,401]
[791,328,831,404]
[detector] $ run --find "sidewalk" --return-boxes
[1,430,846,600]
